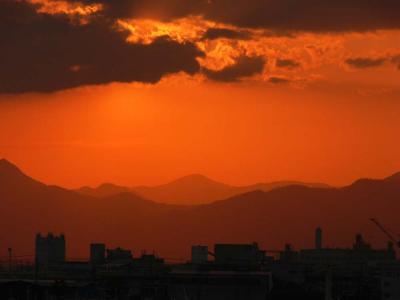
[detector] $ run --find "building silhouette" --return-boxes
[214,243,265,266]
[315,227,323,250]
[90,243,105,265]
[279,229,396,265]
[35,233,65,266]
[9,228,398,299]
[106,247,133,264]
[191,245,208,264]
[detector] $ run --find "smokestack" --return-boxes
[315,227,322,250]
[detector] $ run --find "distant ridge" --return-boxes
[132,174,236,205]
[77,183,132,198]
[76,173,331,205]
[384,172,400,182]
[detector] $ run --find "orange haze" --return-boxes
[0,79,399,189]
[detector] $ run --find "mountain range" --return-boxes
[76,174,330,205]
[0,158,399,261]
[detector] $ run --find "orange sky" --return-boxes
[1,0,400,189]
[1,78,399,188]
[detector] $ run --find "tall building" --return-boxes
[315,227,322,250]
[35,233,66,266]
[191,245,208,264]
[90,243,106,265]
[106,247,133,264]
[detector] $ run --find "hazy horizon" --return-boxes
[1,157,398,190]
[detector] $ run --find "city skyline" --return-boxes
[1,227,398,299]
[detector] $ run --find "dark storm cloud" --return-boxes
[345,57,386,69]
[203,0,400,32]
[0,0,203,93]
[74,0,204,19]
[276,59,300,69]
[202,28,252,40]
[78,0,400,32]
[203,56,265,82]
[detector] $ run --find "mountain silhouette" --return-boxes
[132,174,237,205]
[76,173,330,205]
[0,159,169,259]
[77,183,132,198]
[0,159,43,189]
[133,175,331,205]
[384,172,400,183]
[1,159,399,261]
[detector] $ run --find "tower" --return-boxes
[90,243,106,265]
[315,227,323,250]
[35,233,66,266]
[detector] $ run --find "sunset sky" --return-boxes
[0,0,399,188]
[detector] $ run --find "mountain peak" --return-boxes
[0,158,23,174]
[385,172,400,182]
[0,158,43,188]
[173,174,224,184]
[184,174,210,179]
[166,174,235,190]
[348,172,400,189]
[0,158,14,165]
[133,174,235,205]
[98,182,126,189]
[76,182,131,198]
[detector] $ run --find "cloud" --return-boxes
[0,0,203,93]
[204,0,400,32]
[345,57,386,69]
[202,28,252,40]
[77,0,400,32]
[391,55,400,70]
[269,77,291,84]
[203,56,265,82]
[276,59,300,69]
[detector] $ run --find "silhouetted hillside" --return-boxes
[76,173,330,205]
[384,172,400,183]
[0,159,43,189]
[132,174,236,205]
[0,159,175,259]
[133,176,330,205]
[0,159,399,261]
[76,183,132,198]
[234,181,330,198]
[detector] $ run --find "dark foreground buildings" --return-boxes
[0,228,399,299]
[35,233,66,267]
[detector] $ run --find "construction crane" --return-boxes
[370,218,400,249]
